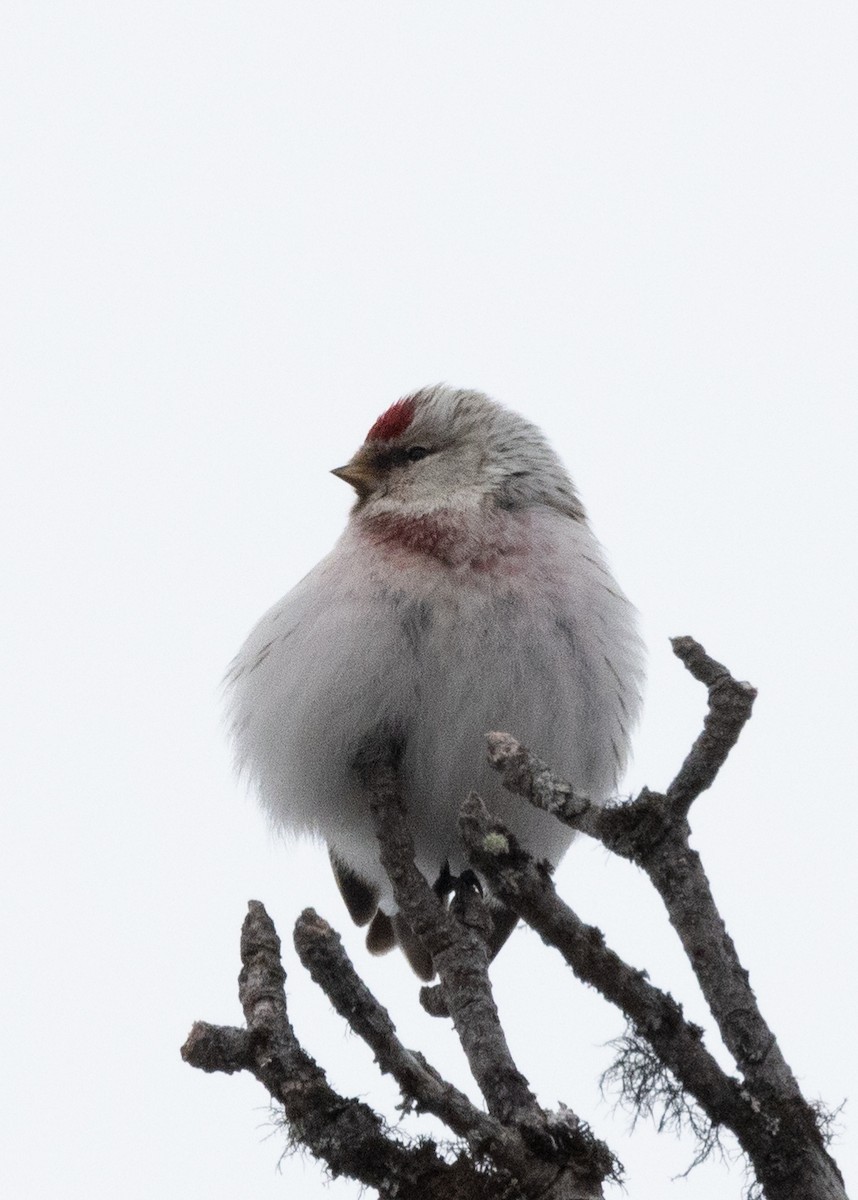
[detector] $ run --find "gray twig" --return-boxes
[292,906,538,1181]
[665,635,758,818]
[355,739,618,1196]
[182,901,502,1199]
[460,792,746,1130]
[183,635,846,1200]
[482,638,847,1200]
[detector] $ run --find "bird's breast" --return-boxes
[359,507,543,577]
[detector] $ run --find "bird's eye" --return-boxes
[405,446,431,462]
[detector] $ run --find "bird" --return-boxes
[226,385,644,978]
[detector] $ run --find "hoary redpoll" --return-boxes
[227,386,644,978]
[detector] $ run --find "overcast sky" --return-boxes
[3,4,857,1198]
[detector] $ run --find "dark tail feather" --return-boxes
[366,909,397,955]
[329,851,379,927]
[392,913,435,981]
[331,850,518,980]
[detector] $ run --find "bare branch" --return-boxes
[666,635,758,818]
[483,640,848,1200]
[355,745,535,1124]
[355,739,618,1196]
[487,635,756,838]
[184,636,846,1200]
[460,792,847,1200]
[483,641,798,1096]
[181,1023,250,1074]
[292,906,539,1182]
[182,901,504,1199]
[485,732,592,823]
[459,793,748,1135]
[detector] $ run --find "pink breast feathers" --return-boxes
[367,511,458,559]
[364,509,534,575]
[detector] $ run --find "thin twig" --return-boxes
[484,638,847,1200]
[466,793,805,1165]
[355,738,618,1193]
[665,636,758,818]
[356,749,534,1120]
[292,906,539,1181]
[484,639,796,1094]
[182,902,499,1199]
[459,793,749,1135]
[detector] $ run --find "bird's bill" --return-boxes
[331,455,380,499]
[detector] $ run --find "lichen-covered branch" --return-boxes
[292,906,539,1182]
[355,741,617,1197]
[354,743,540,1128]
[483,638,847,1200]
[486,635,756,834]
[665,635,758,817]
[459,792,747,1133]
[459,793,849,1200]
[484,640,793,1094]
[182,901,506,1199]
[183,636,846,1200]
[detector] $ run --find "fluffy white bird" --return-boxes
[226,386,644,977]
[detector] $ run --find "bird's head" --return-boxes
[332,385,586,523]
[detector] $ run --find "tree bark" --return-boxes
[183,638,848,1200]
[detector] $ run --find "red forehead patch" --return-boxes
[366,396,417,442]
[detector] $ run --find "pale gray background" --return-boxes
[3,3,856,1198]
